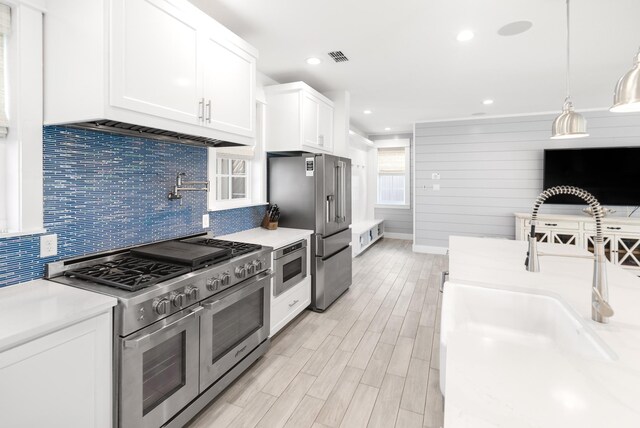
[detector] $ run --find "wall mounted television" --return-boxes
[543,147,640,206]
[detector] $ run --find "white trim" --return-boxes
[374,138,410,148]
[414,107,610,125]
[0,227,45,238]
[412,123,416,245]
[412,244,448,255]
[375,204,410,210]
[384,232,412,241]
[208,201,267,212]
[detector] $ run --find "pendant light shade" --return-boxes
[551,99,589,139]
[610,50,640,113]
[551,0,588,139]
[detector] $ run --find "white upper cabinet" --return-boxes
[111,0,202,125]
[45,0,257,145]
[201,30,255,137]
[265,82,334,153]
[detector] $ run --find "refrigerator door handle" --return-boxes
[326,195,334,224]
[336,161,347,223]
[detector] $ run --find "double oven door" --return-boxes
[118,270,271,428]
[199,270,271,390]
[119,307,201,428]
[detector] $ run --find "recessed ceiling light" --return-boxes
[456,30,474,42]
[306,57,321,65]
[498,21,533,37]
[363,110,372,115]
[349,130,355,135]
[483,99,494,105]
[384,127,391,131]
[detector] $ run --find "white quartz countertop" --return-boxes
[0,279,117,352]
[445,236,640,428]
[218,227,313,250]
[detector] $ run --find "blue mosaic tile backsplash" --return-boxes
[0,126,267,287]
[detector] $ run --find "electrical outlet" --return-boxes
[433,184,441,191]
[432,172,440,180]
[40,234,58,258]
[202,214,210,228]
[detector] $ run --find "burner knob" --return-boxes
[246,262,255,275]
[207,278,221,291]
[235,266,246,279]
[172,292,186,308]
[186,286,200,301]
[221,273,231,285]
[153,298,170,315]
[253,260,263,271]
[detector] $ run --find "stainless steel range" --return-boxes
[46,233,273,428]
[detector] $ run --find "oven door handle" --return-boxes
[123,307,201,349]
[202,271,272,312]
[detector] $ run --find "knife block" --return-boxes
[261,213,278,230]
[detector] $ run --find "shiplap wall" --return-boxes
[371,134,414,236]
[414,110,640,249]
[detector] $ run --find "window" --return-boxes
[0,4,10,233]
[215,157,249,201]
[207,102,267,211]
[375,139,410,208]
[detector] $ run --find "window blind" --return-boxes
[216,145,255,160]
[0,4,10,138]
[377,147,406,174]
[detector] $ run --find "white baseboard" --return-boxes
[412,244,448,255]
[383,232,413,241]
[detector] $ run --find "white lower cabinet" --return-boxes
[0,312,113,428]
[270,276,311,336]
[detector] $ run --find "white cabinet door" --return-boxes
[303,93,319,147]
[0,312,112,428]
[318,101,333,151]
[201,32,255,137]
[110,0,202,124]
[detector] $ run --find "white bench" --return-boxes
[352,220,385,256]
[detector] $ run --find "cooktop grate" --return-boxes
[64,257,191,291]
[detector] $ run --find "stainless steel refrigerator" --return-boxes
[268,153,352,311]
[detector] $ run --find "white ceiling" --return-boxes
[189,0,640,134]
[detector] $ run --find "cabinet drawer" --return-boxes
[585,222,640,234]
[270,277,311,336]
[526,219,579,230]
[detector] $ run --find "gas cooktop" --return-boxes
[184,238,262,258]
[64,256,190,291]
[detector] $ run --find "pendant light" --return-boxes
[610,48,640,112]
[551,0,589,139]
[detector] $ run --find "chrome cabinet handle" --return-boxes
[206,99,212,123]
[288,299,299,308]
[607,226,621,230]
[544,223,558,227]
[198,98,205,121]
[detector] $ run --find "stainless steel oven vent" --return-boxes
[328,51,349,63]
[67,120,242,148]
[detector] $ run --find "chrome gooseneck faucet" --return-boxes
[525,186,614,323]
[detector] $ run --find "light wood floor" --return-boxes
[188,238,446,428]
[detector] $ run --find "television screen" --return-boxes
[543,147,640,206]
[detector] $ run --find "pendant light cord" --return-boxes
[566,0,571,100]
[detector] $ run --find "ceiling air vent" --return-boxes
[328,51,349,63]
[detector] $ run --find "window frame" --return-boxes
[374,138,411,210]
[214,156,251,205]
[0,1,45,237]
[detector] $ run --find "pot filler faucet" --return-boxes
[525,186,614,323]
[168,172,209,201]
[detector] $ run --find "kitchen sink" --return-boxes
[439,282,616,396]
